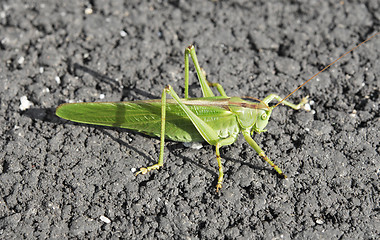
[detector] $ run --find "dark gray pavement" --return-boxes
[0,1,379,239]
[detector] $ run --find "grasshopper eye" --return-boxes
[261,113,267,120]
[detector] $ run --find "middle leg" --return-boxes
[215,136,236,191]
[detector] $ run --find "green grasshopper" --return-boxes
[56,32,379,191]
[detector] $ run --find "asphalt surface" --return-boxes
[0,0,379,239]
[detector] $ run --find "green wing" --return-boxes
[56,98,236,142]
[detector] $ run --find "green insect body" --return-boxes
[57,97,273,142]
[56,33,379,191]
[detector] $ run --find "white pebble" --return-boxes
[84,8,93,15]
[55,76,61,84]
[316,219,324,225]
[17,56,25,65]
[19,96,33,111]
[349,110,357,118]
[183,142,203,150]
[120,30,127,37]
[100,215,111,224]
[303,103,311,111]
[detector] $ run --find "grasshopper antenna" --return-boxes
[273,31,380,109]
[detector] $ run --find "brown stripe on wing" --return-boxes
[126,97,232,110]
[181,98,231,110]
[181,97,268,110]
[228,101,269,110]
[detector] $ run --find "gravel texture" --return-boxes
[0,0,379,239]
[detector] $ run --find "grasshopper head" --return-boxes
[229,97,272,133]
[252,108,272,133]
